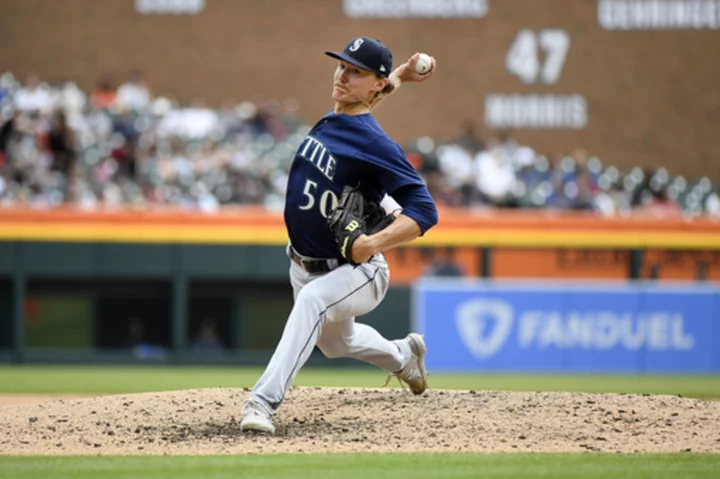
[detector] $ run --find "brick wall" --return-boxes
[2,0,717,177]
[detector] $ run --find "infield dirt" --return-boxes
[1,387,719,455]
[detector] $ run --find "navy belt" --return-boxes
[289,246,347,274]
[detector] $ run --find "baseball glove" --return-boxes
[326,186,395,265]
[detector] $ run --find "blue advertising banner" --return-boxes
[413,280,720,373]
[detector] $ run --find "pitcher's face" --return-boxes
[332,61,385,104]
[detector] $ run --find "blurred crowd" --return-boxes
[413,125,719,217]
[0,71,717,216]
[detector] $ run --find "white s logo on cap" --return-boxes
[349,38,364,52]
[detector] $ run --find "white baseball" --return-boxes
[415,53,432,74]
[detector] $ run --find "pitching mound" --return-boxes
[1,387,719,455]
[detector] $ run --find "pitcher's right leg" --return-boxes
[248,288,327,409]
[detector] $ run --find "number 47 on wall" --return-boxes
[505,29,570,85]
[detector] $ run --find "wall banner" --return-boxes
[413,280,720,373]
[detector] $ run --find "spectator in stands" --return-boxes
[0,79,8,105]
[116,71,151,112]
[191,318,225,352]
[456,119,484,155]
[125,316,149,347]
[594,177,631,216]
[422,247,465,277]
[90,75,117,110]
[54,81,86,116]
[436,142,474,203]
[0,109,17,167]
[472,138,518,207]
[125,316,165,360]
[706,191,720,216]
[13,73,53,117]
[637,186,682,216]
[217,99,246,136]
[630,167,656,208]
[157,97,220,140]
[546,156,597,211]
[112,106,138,141]
[47,110,76,177]
[424,169,462,207]
[110,134,137,180]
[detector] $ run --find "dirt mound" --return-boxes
[0,395,90,407]
[1,387,719,455]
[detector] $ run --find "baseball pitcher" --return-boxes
[241,37,438,433]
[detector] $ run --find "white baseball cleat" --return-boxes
[240,399,276,434]
[386,333,428,395]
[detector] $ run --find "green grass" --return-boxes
[0,453,718,479]
[0,365,718,399]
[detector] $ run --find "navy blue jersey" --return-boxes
[284,111,435,259]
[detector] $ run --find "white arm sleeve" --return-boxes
[380,194,402,214]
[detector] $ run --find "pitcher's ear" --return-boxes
[374,76,389,93]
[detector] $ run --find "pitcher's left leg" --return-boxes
[315,255,411,372]
[317,320,410,372]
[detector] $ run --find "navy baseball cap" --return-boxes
[325,37,393,78]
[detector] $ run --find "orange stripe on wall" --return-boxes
[0,224,290,245]
[1,223,718,249]
[1,207,718,248]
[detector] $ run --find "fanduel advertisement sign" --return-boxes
[413,281,720,373]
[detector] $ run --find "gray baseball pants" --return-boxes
[248,249,411,410]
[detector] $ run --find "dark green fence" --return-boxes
[0,241,411,365]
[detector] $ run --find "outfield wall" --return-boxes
[1,207,718,365]
[414,280,720,373]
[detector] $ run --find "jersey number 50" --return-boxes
[298,179,339,218]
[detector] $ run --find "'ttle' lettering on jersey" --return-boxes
[298,136,337,181]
